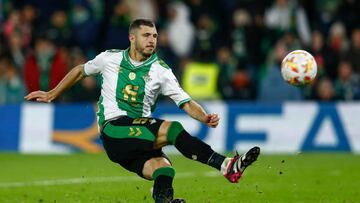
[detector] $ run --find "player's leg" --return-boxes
[142,157,185,203]
[101,116,185,202]
[155,121,260,183]
[154,121,224,169]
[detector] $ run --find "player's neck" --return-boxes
[129,47,149,62]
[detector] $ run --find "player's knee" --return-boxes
[152,166,175,180]
[144,157,172,179]
[167,121,184,145]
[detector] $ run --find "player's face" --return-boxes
[133,25,158,57]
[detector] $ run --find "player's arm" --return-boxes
[24,65,86,103]
[182,100,220,128]
[159,64,219,127]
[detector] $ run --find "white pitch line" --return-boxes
[0,171,219,188]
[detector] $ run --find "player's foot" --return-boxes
[224,146,260,183]
[155,196,186,203]
[153,188,186,203]
[155,197,185,203]
[170,198,186,203]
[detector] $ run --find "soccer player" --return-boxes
[25,19,260,203]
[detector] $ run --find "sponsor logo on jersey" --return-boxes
[142,73,152,82]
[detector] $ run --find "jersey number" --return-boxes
[122,85,139,103]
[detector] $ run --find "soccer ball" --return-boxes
[281,50,317,86]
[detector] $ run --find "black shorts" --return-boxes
[100,116,169,178]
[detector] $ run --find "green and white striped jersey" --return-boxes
[84,48,191,125]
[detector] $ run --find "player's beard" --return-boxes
[135,41,155,58]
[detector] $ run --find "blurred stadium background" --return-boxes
[1,0,360,202]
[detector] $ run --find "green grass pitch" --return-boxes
[0,152,359,203]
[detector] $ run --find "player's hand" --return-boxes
[24,90,55,103]
[205,113,220,128]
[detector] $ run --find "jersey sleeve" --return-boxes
[161,69,191,107]
[83,52,107,75]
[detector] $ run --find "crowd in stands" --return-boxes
[0,0,360,104]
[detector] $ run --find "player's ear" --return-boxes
[129,34,135,43]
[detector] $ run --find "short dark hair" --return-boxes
[129,19,155,34]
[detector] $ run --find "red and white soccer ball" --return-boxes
[281,50,317,86]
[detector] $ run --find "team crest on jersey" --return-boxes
[142,73,152,83]
[129,72,136,80]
